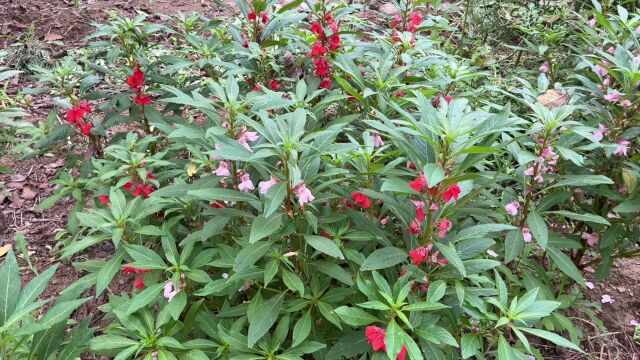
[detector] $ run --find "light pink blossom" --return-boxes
[237,129,259,151]
[637,26,640,35]
[487,249,498,258]
[613,140,631,156]
[238,173,255,192]
[607,46,615,54]
[601,294,614,304]
[594,64,608,77]
[581,232,599,247]
[585,281,595,289]
[539,62,550,73]
[380,216,389,225]
[294,182,315,206]
[163,281,179,302]
[634,55,640,65]
[593,123,608,141]
[372,132,384,147]
[604,91,622,102]
[621,99,633,107]
[258,176,279,194]
[630,320,639,327]
[213,161,231,176]
[211,143,223,160]
[588,18,596,27]
[505,201,520,216]
[522,227,532,243]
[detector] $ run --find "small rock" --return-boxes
[21,184,38,200]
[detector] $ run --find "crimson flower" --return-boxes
[437,219,452,238]
[133,184,154,198]
[269,79,281,91]
[444,183,461,202]
[65,107,84,124]
[80,122,93,136]
[320,230,332,238]
[310,21,323,37]
[351,191,371,209]
[309,41,328,57]
[247,12,257,21]
[127,67,145,93]
[433,95,455,107]
[243,41,249,48]
[365,326,408,360]
[410,246,430,265]
[123,266,150,275]
[314,57,330,77]
[98,195,110,206]
[328,35,341,51]
[77,100,92,114]
[123,180,135,191]
[134,278,145,290]
[133,94,152,105]
[260,12,269,24]
[320,78,332,89]
[408,172,428,192]
[210,201,226,208]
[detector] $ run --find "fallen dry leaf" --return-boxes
[0,244,12,257]
[10,192,24,208]
[21,184,38,200]
[44,32,63,42]
[537,89,568,109]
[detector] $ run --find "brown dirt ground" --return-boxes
[1,0,639,359]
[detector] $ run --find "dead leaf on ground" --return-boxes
[46,158,66,169]
[0,244,12,257]
[537,89,568,109]
[21,184,38,200]
[44,33,64,42]
[11,192,24,208]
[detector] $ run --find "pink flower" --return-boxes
[634,55,640,65]
[607,46,615,54]
[487,249,498,257]
[437,219,452,238]
[372,132,384,147]
[621,99,633,107]
[505,201,520,216]
[294,182,315,206]
[630,320,639,327]
[380,216,389,225]
[237,129,259,151]
[613,140,631,156]
[604,91,622,102]
[258,176,279,195]
[238,173,255,192]
[593,123,608,141]
[444,183,461,202]
[539,62,550,73]
[594,64,608,77]
[163,281,179,302]
[213,161,231,177]
[524,166,544,183]
[581,232,599,247]
[637,26,640,35]
[365,326,387,352]
[601,294,614,304]
[522,227,532,243]
[588,18,596,27]
[585,281,595,290]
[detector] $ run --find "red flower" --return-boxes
[328,35,341,51]
[408,172,428,192]
[134,277,145,290]
[269,79,281,91]
[77,100,92,114]
[407,218,421,234]
[310,21,323,37]
[123,180,135,191]
[366,326,387,352]
[80,122,93,136]
[433,95,455,107]
[133,184,154,198]
[437,219,452,238]
[309,41,328,57]
[320,77,332,89]
[444,183,460,202]
[395,90,405,97]
[260,12,269,24]
[253,84,263,92]
[247,12,257,21]
[123,266,150,275]
[351,191,371,209]
[407,161,417,170]
[133,94,152,105]
[320,230,332,238]
[410,246,430,265]
[243,41,250,48]
[409,12,423,26]
[98,195,110,206]
[314,57,330,77]
[65,107,84,124]
[325,14,333,23]
[415,206,425,222]
[341,198,354,209]
[127,67,145,93]
[146,172,156,180]
[365,326,408,359]
[210,201,226,208]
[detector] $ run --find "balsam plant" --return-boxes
[4,0,640,359]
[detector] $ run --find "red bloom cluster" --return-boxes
[351,191,371,209]
[406,172,460,235]
[65,100,93,136]
[122,265,150,290]
[247,11,269,25]
[97,195,110,207]
[127,67,152,105]
[432,95,455,107]
[123,172,156,198]
[308,14,341,89]
[409,244,448,266]
[365,326,407,360]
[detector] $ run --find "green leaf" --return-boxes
[385,320,405,360]
[249,213,283,243]
[264,182,287,217]
[310,261,354,285]
[547,247,585,286]
[497,335,517,360]
[90,335,139,350]
[234,241,271,272]
[461,333,481,359]
[125,244,167,270]
[453,224,516,242]
[126,283,165,315]
[517,327,583,353]
[527,211,548,249]
[39,298,90,327]
[613,200,640,213]
[550,175,613,188]
[334,306,380,326]
[292,311,312,347]
[360,247,407,271]
[548,211,611,225]
[247,292,285,347]
[16,264,58,310]
[188,188,258,203]
[504,229,524,263]
[435,243,466,277]
[423,164,445,187]
[96,250,124,297]
[282,270,305,296]
[0,250,21,326]
[305,235,344,259]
